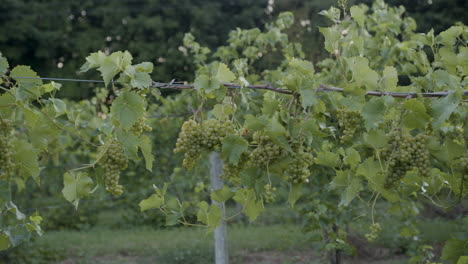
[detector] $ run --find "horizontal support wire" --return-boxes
[1,75,467,98]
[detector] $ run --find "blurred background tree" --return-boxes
[0,0,466,99]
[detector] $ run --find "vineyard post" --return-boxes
[210,152,229,264]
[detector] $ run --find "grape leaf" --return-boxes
[110,91,145,130]
[11,66,42,100]
[13,139,41,183]
[316,151,340,167]
[215,63,236,83]
[62,172,94,209]
[138,135,154,171]
[233,188,264,222]
[211,186,234,203]
[139,193,164,212]
[382,66,398,91]
[221,135,248,165]
[207,204,222,231]
[350,5,366,27]
[288,183,302,207]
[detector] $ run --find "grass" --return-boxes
[8,204,466,264]
[13,224,314,264]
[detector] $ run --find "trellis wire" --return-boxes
[2,75,467,98]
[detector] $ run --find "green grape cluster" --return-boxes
[263,184,277,204]
[222,153,248,185]
[101,141,128,196]
[202,119,235,151]
[131,116,152,135]
[365,223,382,242]
[175,119,234,169]
[0,134,15,179]
[455,153,468,173]
[174,120,204,168]
[249,132,285,167]
[381,132,431,188]
[337,107,363,143]
[286,151,314,184]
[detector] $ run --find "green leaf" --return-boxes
[62,172,94,209]
[194,74,210,90]
[363,129,388,149]
[289,58,314,74]
[0,232,10,251]
[221,135,248,165]
[402,99,431,129]
[139,193,164,212]
[0,180,11,204]
[0,54,9,74]
[330,170,362,206]
[438,26,463,47]
[439,47,458,74]
[244,114,268,131]
[116,130,139,160]
[130,72,152,89]
[207,204,222,231]
[346,57,379,90]
[110,91,145,130]
[350,6,365,27]
[457,47,468,75]
[5,202,25,220]
[315,151,340,168]
[441,237,468,264]
[98,51,133,86]
[362,96,393,130]
[134,62,154,73]
[13,139,41,183]
[457,256,468,264]
[81,51,106,72]
[215,63,236,83]
[319,26,340,54]
[211,186,234,203]
[288,183,302,207]
[432,92,459,129]
[50,98,67,117]
[343,148,361,167]
[233,188,264,222]
[262,92,280,116]
[11,66,42,100]
[382,66,398,91]
[300,88,318,108]
[138,135,154,171]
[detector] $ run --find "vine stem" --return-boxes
[371,193,380,224]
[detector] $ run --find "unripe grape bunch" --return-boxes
[131,116,152,136]
[381,131,431,188]
[0,133,15,180]
[365,223,382,242]
[336,107,363,143]
[263,183,277,203]
[249,132,286,167]
[222,153,249,185]
[286,150,314,184]
[100,141,128,196]
[175,119,234,169]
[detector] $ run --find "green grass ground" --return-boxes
[12,224,410,264]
